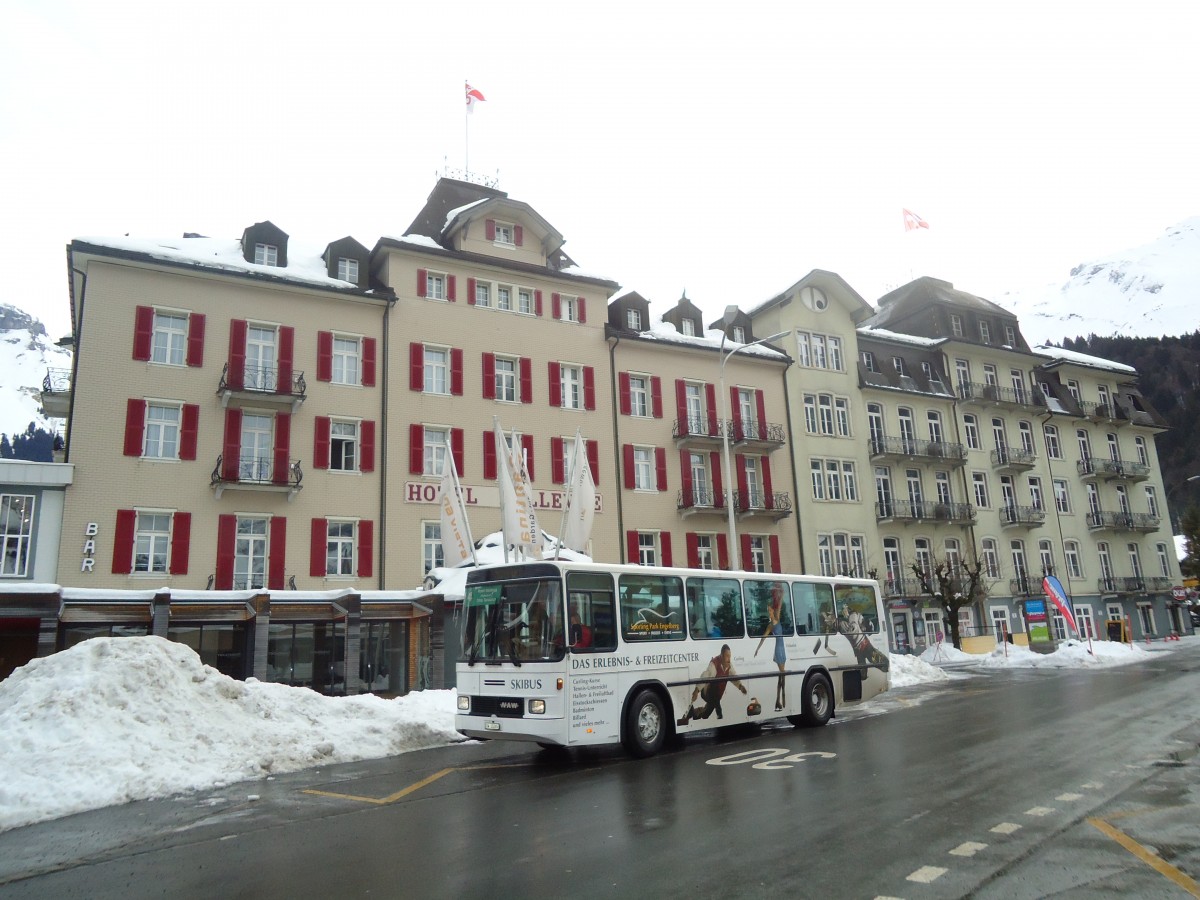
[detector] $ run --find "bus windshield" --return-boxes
[461,575,565,665]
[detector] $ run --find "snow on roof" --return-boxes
[1031,344,1137,374]
[420,531,593,599]
[629,315,789,360]
[857,326,944,348]
[391,233,445,250]
[443,197,491,230]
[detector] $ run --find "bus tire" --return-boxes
[796,672,833,727]
[623,689,667,758]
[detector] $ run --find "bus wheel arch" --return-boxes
[790,669,834,728]
[621,683,671,757]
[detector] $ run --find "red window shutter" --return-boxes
[736,455,749,510]
[675,380,687,434]
[756,390,768,440]
[316,331,333,382]
[180,404,199,460]
[651,376,663,418]
[447,275,457,302]
[112,509,136,574]
[360,420,376,472]
[710,452,723,507]
[186,313,205,368]
[132,306,154,361]
[552,293,561,320]
[679,449,692,504]
[222,409,242,481]
[626,530,640,564]
[578,297,587,323]
[717,533,729,570]
[551,436,565,484]
[409,343,424,391]
[655,447,667,491]
[451,428,464,475]
[618,372,631,415]
[730,386,742,441]
[483,431,497,480]
[584,366,596,410]
[485,219,496,241]
[623,444,635,489]
[409,424,424,474]
[660,532,673,568]
[313,416,331,469]
[686,533,699,568]
[277,326,294,394]
[769,535,782,574]
[123,399,145,457]
[268,517,286,590]
[273,413,291,485]
[519,357,532,403]
[228,319,247,390]
[467,277,477,306]
[548,362,561,407]
[170,512,191,575]
[216,515,237,589]
[357,519,374,578]
[310,518,327,577]
[521,434,534,481]
[514,225,523,246]
[450,348,464,396]
[762,457,774,509]
[587,440,599,482]
[534,290,543,317]
[740,534,753,571]
[705,383,718,437]
[417,269,427,297]
[362,338,377,387]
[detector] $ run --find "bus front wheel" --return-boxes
[791,672,833,728]
[623,690,667,758]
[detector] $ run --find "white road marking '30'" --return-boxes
[706,748,838,769]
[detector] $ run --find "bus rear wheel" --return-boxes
[790,672,833,728]
[623,689,667,758]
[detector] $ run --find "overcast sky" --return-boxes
[4,1,1197,341]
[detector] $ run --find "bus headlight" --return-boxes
[528,699,546,715]
[457,695,471,711]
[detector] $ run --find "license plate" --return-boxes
[485,721,501,731]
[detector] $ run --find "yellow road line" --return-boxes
[303,763,528,806]
[1088,817,1200,897]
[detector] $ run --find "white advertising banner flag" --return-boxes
[560,430,595,552]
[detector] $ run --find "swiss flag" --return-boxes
[465,82,486,112]
[903,208,930,231]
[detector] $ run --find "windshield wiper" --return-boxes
[467,643,478,667]
[509,645,522,667]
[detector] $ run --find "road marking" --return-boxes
[1056,792,1084,802]
[1024,806,1056,817]
[1081,781,1104,789]
[906,866,947,883]
[1089,817,1200,898]
[991,822,1021,835]
[949,842,987,857]
[303,764,526,805]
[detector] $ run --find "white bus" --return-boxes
[455,559,889,757]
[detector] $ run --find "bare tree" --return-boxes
[910,557,986,650]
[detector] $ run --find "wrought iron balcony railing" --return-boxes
[958,381,1047,409]
[211,454,303,490]
[999,504,1047,526]
[218,363,307,399]
[869,436,967,464]
[990,445,1037,469]
[676,487,725,511]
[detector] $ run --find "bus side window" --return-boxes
[835,585,880,633]
[568,573,618,651]
[744,579,794,637]
[793,582,833,635]
[685,576,743,639]
[618,574,685,641]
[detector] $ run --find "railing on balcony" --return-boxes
[731,490,792,519]
[880,576,929,599]
[1097,575,1145,594]
[1078,400,1128,424]
[676,487,725,513]
[1086,510,1161,532]
[869,436,967,465]
[874,499,975,523]
[218,363,307,409]
[726,418,787,449]
[211,454,303,500]
[672,416,723,443]
[1075,456,1150,481]
[999,504,1047,527]
[40,367,73,418]
[1009,576,1037,596]
[990,445,1037,470]
[958,381,1047,410]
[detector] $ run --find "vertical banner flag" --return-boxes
[518,433,540,552]
[495,420,535,557]
[438,441,475,568]
[465,82,486,112]
[560,429,596,553]
[1042,574,1080,637]
[902,208,930,231]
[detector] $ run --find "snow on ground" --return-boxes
[0,633,1193,833]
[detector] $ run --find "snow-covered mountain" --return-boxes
[1001,218,1200,346]
[0,305,72,439]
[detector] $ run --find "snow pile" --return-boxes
[0,636,461,833]
[888,653,951,687]
[975,638,1152,669]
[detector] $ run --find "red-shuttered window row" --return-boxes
[729,386,770,442]
[408,345,592,409]
[548,362,596,410]
[548,437,599,485]
[623,531,782,572]
[123,400,199,460]
[309,518,373,578]
[133,307,205,367]
[622,445,667,491]
[408,428,600,484]
[617,372,664,418]
[313,417,376,472]
[111,510,191,575]
[315,331,376,386]
[675,379,720,437]
[416,267,587,324]
[409,425,466,476]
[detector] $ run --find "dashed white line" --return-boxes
[1024,806,1056,817]
[906,866,948,883]
[1056,792,1084,802]
[950,841,988,857]
[991,822,1022,835]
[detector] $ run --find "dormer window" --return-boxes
[485,218,523,247]
[681,319,696,336]
[979,321,991,344]
[627,308,642,330]
[337,258,359,284]
[494,222,514,244]
[254,243,279,267]
[950,314,963,337]
[1005,325,1017,345]
[862,351,877,373]
[732,326,746,343]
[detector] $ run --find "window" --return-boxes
[979,321,991,343]
[861,350,876,372]
[835,398,851,436]
[1067,380,1081,402]
[562,295,580,323]
[495,357,517,402]
[144,402,181,459]
[332,336,361,386]
[1145,486,1160,518]
[423,522,443,574]
[687,576,743,639]
[497,285,512,311]
[633,447,654,491]
[638,533,658,566]
[424,271,447,300]
[152,312,188,366]
[627,308,642,330]
[694,535,715,570]
[629,375,648,417]
[803,394,818,433]
[828,337,843,371]
[812,336,828,369]
[330,420,358,471]
[1156,542,1170,577]
[981,539,1000,579]
[239,413,274,482]
[935,471,952,504]
[810,460,826,500]
[1038,540,1055,576]
[972,472,990,508]
[1,494,35,577]
[818,395,834,435]
[336,257,359,283]
[494,222,514,245]
[950,314,963,337]
[732,326,746,343]
[325,520,356,576]
[963,414,980,450]
[518,289,534,315]
[1019,421,1035,453]
[424,347,449,395]
[244,325,278,391]
[1134,436,1149,466]
[747,536,767,573]
[474,281,491,307]
[423,426,448,476]
[560,364,582,409]
[1065,541,1083,579]
[254,243,278,266]
[233,517,269,590]
[1028,476,1044,510]
[680,318,695,336]
[1044,424,1061,459]
[1053,478,1071,513]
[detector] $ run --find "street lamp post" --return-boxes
[718,306,789,568]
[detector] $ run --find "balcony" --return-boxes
[1097,575,1145,595]
[1078,400,1128,426]
[1085,510,1161,533]
[958,381,1047,411]
[40,368,72,418]
[1144,576,1172,592]
[1075,457,1150,482]
[672,416,723,448]
[869,436,967,466]
[990,445,1037,472]
[676,487,725,517]
[731,490,792,521]
[218,364,307,412]
[211,454,303,501]
[1009,576,1038,597]
[726,417,786,452]
[999,504,1047,527]
[880,576,929,600]
[874,499,974,524]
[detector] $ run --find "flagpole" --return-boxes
[464,80,469,177]
[446,437,477,566]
